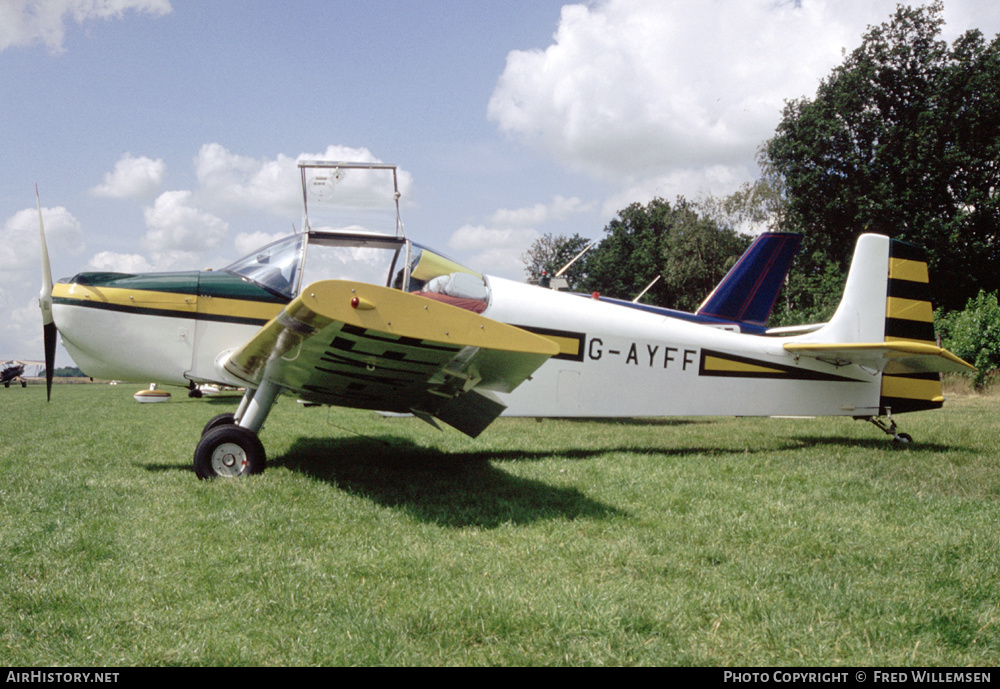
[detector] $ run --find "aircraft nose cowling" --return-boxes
[51,272,202,385]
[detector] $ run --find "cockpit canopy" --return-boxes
[223,234,305,299]
[223,231,490,311]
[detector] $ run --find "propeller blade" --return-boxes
[43,322,56,401]
[37,185,55,401]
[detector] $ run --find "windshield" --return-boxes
[223,234,305,299]
[222,232,490,310]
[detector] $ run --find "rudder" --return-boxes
[881,239,943,412]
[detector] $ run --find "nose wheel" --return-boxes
[194,425,266,479]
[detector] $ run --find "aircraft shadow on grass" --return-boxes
[274,435,625,529]
[787,435,957,453]
[263,429,953,529]
[137,425,957,529]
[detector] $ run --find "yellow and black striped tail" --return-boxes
[881,239,943,412]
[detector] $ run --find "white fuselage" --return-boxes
[52,270,882,421]
[482,277,881,418]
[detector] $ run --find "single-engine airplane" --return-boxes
[37,162,975,479]
[2,360,44,388]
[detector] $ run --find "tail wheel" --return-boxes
[194,425,266,479]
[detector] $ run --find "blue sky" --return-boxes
[3,0,999,364]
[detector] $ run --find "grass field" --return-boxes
[1,382,997,666]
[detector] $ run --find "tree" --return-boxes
[762,1,1000,312]
[521,232,593,288]
[581,197,750,312]
[936,290,1000,388]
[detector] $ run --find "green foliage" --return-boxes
[762,1,1000,312]
[769,251,846,327]
[580,197,750,312]
[937,290,1000,388]
[521,232,593,287]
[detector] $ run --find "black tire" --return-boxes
[893,432,913,445]
[202,412,237,436]
[193,425,266,480]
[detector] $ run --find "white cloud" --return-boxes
[91,153,165,199]
[142,190,227,269]
[488,0,1000,191]
[600,165,752,217]
[0,205,84,278]
[86,251,154,273]
[193,143,413,218]
[233,231,290,257]
[486,195,592,228]
[8,295,47,357]
[194,143,296,213]
[449,225,539,279]
[0,0,172,52]
[446,195,598,278]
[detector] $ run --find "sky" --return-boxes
[2,0,999,365]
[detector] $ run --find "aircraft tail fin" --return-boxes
[788,233,971,413]
[696,232,802,327]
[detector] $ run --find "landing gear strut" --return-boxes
[193,379,281,479]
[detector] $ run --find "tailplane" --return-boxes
[786,234,974,413]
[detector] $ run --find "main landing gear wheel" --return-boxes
[193,425,266,480]
[202,412,237,436]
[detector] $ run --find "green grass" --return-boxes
[1,383,998,666]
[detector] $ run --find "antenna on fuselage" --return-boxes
[633,275,661,303]
[554,239,597,278]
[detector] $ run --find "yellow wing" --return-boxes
[221,280,559,437]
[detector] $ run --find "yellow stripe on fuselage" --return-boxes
[193,295,283,322]
[702,355,784,375]
[53,284,281,323]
